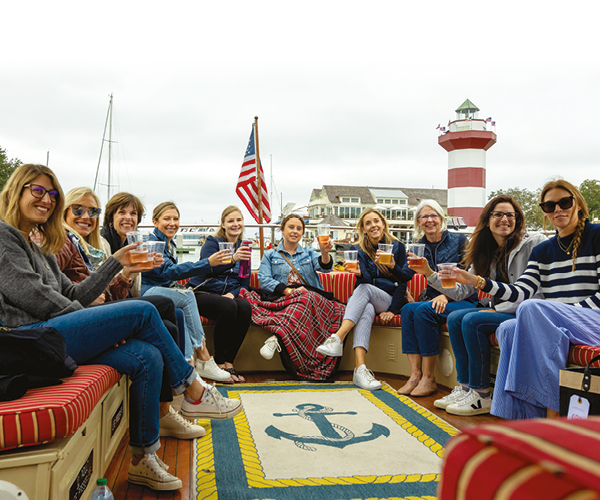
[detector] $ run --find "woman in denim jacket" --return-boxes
[316,209,409,391]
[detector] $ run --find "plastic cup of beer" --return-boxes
[378,243,393,265]
[344,250,358,271]
[437,263,457,288]
[218,241,235,264]
[139,241,165,270]
[126,231,149,264]
[317,224,330,246]
[407,243,426,266]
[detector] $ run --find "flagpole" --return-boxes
[254,116,265,258]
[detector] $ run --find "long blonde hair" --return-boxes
[540,179,589,271]
[355,209,397,270]
[62,187,103,254]
[412,199,447,241]
[215,205,244,242]
[0,164,65,254]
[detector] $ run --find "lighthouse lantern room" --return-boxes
[438,99,497,227]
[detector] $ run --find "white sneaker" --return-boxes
[316,334,343,357]
[195,357,231,382]
[446,389,492,416]
[353,367,382,391]
[260,335,281,360]
[180,384,243,420]
[128,453,183,491]
[434,385,469,410]
[159,406,205,439]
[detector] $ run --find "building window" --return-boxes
[351,197,359,203]
[377,198,384,204]
[392,199,399,204]
[341,197,350,203]
[400,199,407,204]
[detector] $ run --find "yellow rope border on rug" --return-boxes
[194,420,217,500]
[224,381,450,489]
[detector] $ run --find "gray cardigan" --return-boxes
[0,221,123,327]
[427,232,547,314]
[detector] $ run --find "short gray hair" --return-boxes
[413,199,447,240]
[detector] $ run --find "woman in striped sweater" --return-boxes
[455,180,600,419]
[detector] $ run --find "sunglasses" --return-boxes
[24,183,59,202]
[71,205,102,218]
[489,211,517,220]
[539,196,574,214]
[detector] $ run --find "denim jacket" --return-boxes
[354,238,409,314]
[186,235,250,297]
[141,228,211,295]
[258,241,332,294]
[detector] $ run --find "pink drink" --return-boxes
[238,241,252,278]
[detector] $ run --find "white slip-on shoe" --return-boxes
[353,367,383,391]
[195,357,232,382]
[446,389,492,416]
[128,453,183,491]
[260,335,281,360]
[316,334,344,357]
[180,384,243,420]
[434,385,469,410]
[159,406,205,439]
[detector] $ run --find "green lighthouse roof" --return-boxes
[455,99,480,113]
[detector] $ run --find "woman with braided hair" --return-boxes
[454,180,600,419]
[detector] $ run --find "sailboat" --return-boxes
[93,94,119,205]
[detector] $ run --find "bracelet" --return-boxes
[475,276,486,290]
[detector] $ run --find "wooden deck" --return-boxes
[105,371,503,499]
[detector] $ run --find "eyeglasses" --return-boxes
[71,205,102,218]
[539,196,574,214]
[418,214,440,220]
[490,211,517,220]
[23,184,59,202]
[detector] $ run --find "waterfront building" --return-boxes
[307,185,447,242]
[438,99,497,227]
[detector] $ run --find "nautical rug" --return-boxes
[193,381,458,500]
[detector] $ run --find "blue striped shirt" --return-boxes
[483,220,600,309]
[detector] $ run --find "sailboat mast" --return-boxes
[107,94,114,201]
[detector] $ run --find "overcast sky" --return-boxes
[2,1,599,226]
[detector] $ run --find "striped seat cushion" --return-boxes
[0,364,121,451]
[439,417,600,499]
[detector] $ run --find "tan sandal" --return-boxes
[397,378,420,395]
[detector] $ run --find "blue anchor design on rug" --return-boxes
[265,403,390,451]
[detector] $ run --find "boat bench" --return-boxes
[198,272,600,385]
[0,365,128,500]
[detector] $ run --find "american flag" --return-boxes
[485,117,492,123]
[236,126,272,223]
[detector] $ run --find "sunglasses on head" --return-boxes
[71,205,102,218]
[24,183,59,202]
[539,195,574,214]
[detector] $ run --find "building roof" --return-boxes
[312,185,447,208]
[455,99,479,113]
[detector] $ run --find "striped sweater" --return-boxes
[482,220,600,309]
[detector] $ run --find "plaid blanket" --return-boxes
[240,288,346,380]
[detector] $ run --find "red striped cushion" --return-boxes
[439,417,600,499]
[319,272,356,303]
[407,273,427,299]
[478,290,491,301]
[0,364,121,451]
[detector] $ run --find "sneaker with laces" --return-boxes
[260,335,281,360]
[353,367,382,391]
[316,334,343,357]
[434,385,469,410]
[195,357,231,382]
[446,389,492,416]
[159,406,205,439]
[180,385,243,420]
[128,453,183,490]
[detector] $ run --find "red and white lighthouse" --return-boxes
[438,99,496,227]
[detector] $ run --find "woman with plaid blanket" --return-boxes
[240,214,345,380]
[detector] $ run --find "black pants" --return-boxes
[193,292,251,365]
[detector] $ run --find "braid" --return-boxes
[571,216,586,272]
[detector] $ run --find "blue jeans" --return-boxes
[24,300,195,455]
[143,286,205,361]
[447,308,515,389]
[401,300,476,356]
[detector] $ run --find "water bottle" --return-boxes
[238,240,252,278]
[91,478,114,500]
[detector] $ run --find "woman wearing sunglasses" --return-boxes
[0,165,242,491]
[410,196,546,416]
[454,180,600,419]
[398,200,478,397]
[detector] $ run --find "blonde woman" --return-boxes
[316,208,410,390]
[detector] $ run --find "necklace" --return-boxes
[557,236,574,255]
